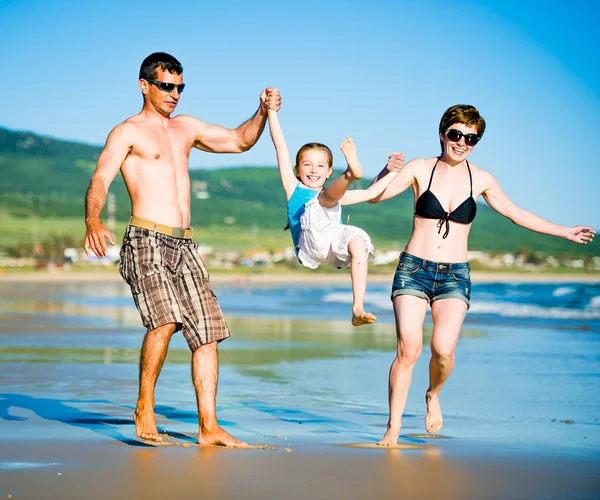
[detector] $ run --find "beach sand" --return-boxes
[1,282,599,499]
[2,439,599,500]
[0,268,598,285]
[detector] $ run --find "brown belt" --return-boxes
[129,216,193,239]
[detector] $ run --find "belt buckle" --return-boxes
[172,227,185,239]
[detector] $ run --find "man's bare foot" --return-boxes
[425,391,443,434]
[352,309,376,327]
[340,137,363,180]
[134,407,162,442]
[198,426,248,448]
[377,427,400,447]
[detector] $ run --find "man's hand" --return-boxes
[386,152,405,173]
[261,87,281,112]
[84,220,116,258]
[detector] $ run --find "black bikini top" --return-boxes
[414,158,477,238]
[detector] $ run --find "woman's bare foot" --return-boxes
[134,407,162,442]
[198,426,248,448]
[377,426,401,447]
[425,391,443,434]
[352,308,376,327]
[340,137,363,180]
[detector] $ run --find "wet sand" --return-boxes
[1,283,599,499]
[1,268,598,284]
[2,440,599,500]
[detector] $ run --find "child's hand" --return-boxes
[262,87,281,112]
[340,137,357,158]
[386,152,405,173]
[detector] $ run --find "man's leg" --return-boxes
[426,299,468,434]
[378,295,428,446]
[135,322,177,442]
[347,236,375,326]
[193,340,247,447]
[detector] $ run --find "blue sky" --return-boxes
[1,0,599,228]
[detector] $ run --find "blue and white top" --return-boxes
[286,183,320,251]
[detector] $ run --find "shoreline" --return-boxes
[0,269,598,284]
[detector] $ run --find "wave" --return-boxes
[587,296,600,310]
[469,301,600,320]
[552,287,576,297]
[322,292,600,321]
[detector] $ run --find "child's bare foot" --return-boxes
[352,308,376,327]
[134,406,162,442]
[425,391,443,434]
[340,137,363,180]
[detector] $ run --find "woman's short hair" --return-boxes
[439,104,486,151]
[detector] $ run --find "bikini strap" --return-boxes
[427,158,440,190]
[466,160,473,197]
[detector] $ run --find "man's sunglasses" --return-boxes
[145,79,185,94]
[446,128,480,147]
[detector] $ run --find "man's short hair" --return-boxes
[139,52,183,80]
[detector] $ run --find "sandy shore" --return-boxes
[2,440,599,500]
[1,269,598,284]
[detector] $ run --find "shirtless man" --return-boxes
[84,52,281,447]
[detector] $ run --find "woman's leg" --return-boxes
[426,298,468,433]
[378,295,428,446]
[347,236,375,326]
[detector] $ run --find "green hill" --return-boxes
[0,126,594,258]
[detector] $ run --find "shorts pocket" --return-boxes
[132,272,164,295]
[119,242,132,284]
[397,260,420,275]
[452,271,471,282]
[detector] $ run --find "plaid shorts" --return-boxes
[119,226,230,351]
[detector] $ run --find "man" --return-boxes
[84,52,281,447]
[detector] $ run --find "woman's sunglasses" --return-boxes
[145,79,186,94]
[446,128,480,147]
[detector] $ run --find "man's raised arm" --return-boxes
[84,123,133,257]
[191,87,281,153]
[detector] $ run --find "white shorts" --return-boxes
[297,198,374,269]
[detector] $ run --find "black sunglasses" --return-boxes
[446,128,480,147]
[145,79,185,94]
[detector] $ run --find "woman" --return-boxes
[369,104,595,446]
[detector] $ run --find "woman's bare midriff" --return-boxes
[404,217,471,263]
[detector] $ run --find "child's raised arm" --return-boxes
[340,153,405,206]
[267,104,297,200]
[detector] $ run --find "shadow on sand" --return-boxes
[0,393,161,447]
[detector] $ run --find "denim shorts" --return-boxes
[391,251,471,308]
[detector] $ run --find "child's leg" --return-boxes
[348,236,376,326]
[319,138,363,208]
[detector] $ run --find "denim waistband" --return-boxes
[399,251,470,273]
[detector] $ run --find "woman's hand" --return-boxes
[565,226,596,244]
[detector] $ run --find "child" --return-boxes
[267,105,404,326]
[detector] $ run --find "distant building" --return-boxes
[192,181,210,199]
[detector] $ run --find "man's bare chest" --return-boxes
[132,130,193,163]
